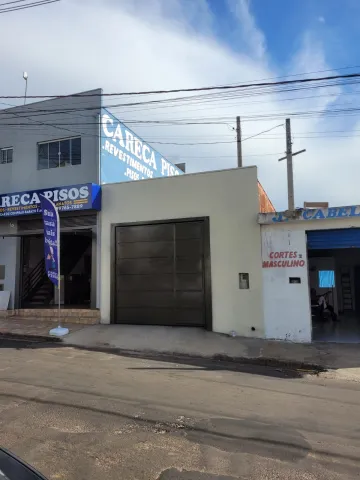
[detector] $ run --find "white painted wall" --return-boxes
[100,167,264,336]
[262,226,311,342]
[261,216,360,342]
[0,237,19,309]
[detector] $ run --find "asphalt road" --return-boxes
[0,340,359,479]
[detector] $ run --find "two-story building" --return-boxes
[0,89,102,311]
[0,88,277,339]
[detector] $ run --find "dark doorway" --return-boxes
[21,232,92,308]
[112,218,212,329]
[307,229,360,342]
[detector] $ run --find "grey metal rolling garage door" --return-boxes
[114,219,211,327]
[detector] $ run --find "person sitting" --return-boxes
[310,288,337,322]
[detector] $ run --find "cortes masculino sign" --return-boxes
[0,183,101,217]
[100,109,184,184]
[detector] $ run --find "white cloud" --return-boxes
[0,0,357,210]
[227,0,266,59]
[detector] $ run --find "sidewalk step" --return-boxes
[5,314,99,325]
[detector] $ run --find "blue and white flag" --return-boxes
[40,195,60,287]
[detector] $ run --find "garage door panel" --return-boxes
[116,224,173,243]
[116,308,176,325]
[116,274,173,291]
[114,220,209,327]
[175,291,203,308]
[176,238,203,257]
[176,222,203,239]
[116,241,174,259]
[117,291,175,308]
[307,229,360,249]
[116,308,203,326]
[176,274,203,291]
[116,257,174,275]
[176,257,203,274]
[173,309,204,326]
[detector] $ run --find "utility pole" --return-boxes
[236,116,242,167]
[278,118,306,211]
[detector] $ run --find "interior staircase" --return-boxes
[22,234,92,307]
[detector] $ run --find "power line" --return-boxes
[0,79,358,120]
[162,153,284,158]
[0,0,29,6]
[0,0,59,13]
[0,72,360,99]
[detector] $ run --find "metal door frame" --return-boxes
[110,217,213,330]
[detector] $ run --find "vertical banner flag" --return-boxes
[40,195,60,287]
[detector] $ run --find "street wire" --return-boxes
[0,72,359,99]
[0,0,59,13]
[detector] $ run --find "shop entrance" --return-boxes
[21,231,92,308]
[307,228,360,343]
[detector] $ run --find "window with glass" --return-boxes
[0,148,13,164]
[38,137,81,169]
[319,270,335,288]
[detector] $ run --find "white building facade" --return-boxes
[260,206,360,343]
[100,167,265,337]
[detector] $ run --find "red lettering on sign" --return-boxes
[262,253,305,268]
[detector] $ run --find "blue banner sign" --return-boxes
[270,205,360,223]
[0,183,101,218]
[100,109,184,184]
[40,195,60,287]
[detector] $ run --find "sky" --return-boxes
[1,0,360,210]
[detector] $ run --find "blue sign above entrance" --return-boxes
[0,183,101,218]
[100,109,184,184]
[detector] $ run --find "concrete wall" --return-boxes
[0,89,101,194]
[0,237,19,309]
[261,226,311,342]
[100,167,264,336]
[261,216,360,342]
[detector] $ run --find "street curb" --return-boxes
[0,332,62,343]
[63,343,327,373]
[0,335,327,372]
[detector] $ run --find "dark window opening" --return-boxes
[38,137,81,169]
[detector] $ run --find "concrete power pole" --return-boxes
[278,118,306,211]
[236,116,242,167]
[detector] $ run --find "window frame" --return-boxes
[37,136,81,170]
[0,147,13,164]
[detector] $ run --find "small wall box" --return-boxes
[239,273,250,289]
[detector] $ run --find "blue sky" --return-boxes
[207,0,360,71]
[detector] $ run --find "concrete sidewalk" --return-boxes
[63,324,360,371]
[0,316,86,340]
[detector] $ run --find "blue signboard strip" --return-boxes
[0,183,101,218]
[100,108,184,185]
